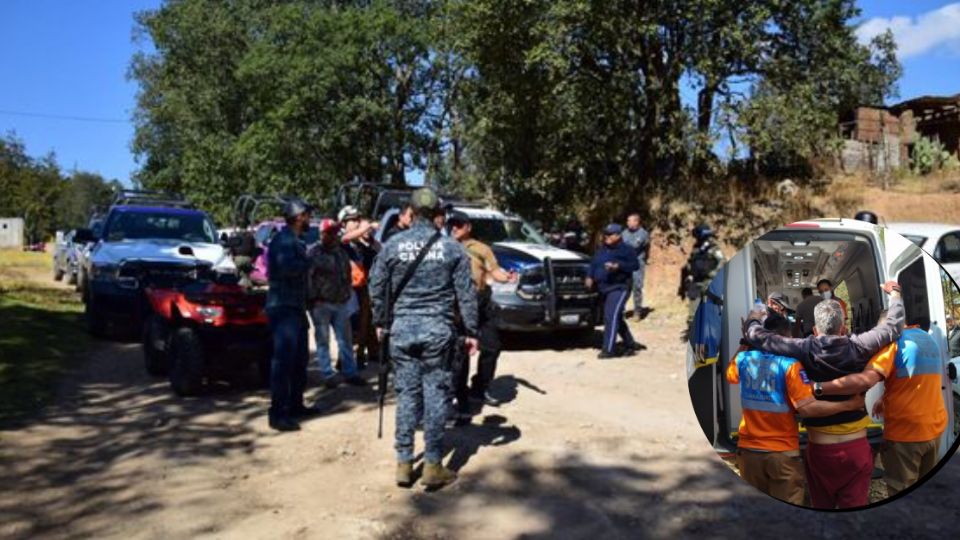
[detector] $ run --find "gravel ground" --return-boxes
[1,282,958,539]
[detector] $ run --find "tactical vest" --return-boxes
[690,243,720,282]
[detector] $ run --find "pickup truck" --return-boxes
[76,191,235,337]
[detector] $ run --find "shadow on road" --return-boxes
[444,414,522,473]
[380,450,960,539]
[0,339,381,539]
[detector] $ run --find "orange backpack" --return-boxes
[350,260,367,288]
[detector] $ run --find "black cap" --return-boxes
[283,198,312,219]
[693,223,713,240]
[447,210,471,225]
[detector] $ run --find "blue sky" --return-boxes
[1,1,959,185]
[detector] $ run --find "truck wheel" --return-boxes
[53,262,64,282]
[85,292,107,338]
[571,327,596,346]
[142,314,170,376]
[169,328,205,396]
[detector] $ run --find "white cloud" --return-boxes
[857,3,960,59]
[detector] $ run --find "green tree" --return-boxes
[129,0,901,228]
[55,171,121,230]
[131,0,442,222]
[0,133,63,242]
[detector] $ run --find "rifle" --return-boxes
[377,284,392,439]
[376,231,443,439]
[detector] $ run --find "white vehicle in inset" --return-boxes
[688,219,957,457]
[885,222,960,283]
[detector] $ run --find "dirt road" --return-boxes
[2,289,959,539]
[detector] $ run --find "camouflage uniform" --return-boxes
[369,219,478,464]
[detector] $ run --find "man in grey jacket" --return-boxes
[620,213,650,320]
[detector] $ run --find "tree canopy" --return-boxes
[0,133,120,242]
[130,0,901,226]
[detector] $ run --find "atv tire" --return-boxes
[169,327,205,396]
[66,270,78,286]
[53,263,64,282]
[142,314,170,376]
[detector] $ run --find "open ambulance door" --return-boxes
[886,232,957,458]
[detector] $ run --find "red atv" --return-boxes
[142,274,272,396]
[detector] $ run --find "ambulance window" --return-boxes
[935,232,960,264]
[899,257,930,331]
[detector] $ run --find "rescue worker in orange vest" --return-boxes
[816,312,948,496]
[727,315,865,505]
[743,281,904,509]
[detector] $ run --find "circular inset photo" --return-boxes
[686,218,960,510]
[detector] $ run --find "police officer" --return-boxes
[680,223,725,334]
[369,187,479,490]
[587,224,643,359]
[265,199,314,432]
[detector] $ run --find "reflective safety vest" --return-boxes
[737,350,798,414]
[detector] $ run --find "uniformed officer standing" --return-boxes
[586,224,642,359]
[679,223,725,334]
[369,187,478,490]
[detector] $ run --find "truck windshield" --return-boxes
[470,218,547,245]
[104,211,218,244]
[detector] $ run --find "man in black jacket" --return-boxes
[308,218,366,389]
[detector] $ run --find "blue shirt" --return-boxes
[266,228,311,311]
[589,240,639,293]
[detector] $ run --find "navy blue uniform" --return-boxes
[590,240,640,355]
[369,219,478,463]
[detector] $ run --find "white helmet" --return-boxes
[338,205,360,222]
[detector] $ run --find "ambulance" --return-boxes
[687,219,959,457]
